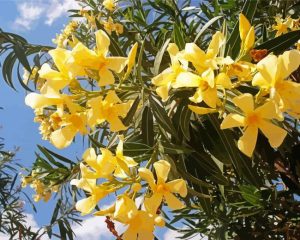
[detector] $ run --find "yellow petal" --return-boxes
[167,43,179,65]
[113,102,131,117]
[189,88,203,103]
[25,93,63,109]
[70,178,95,192]
[125,42,138,76]
[164,192,185,210]
[144,193,163,214]
[48,48,72,73]
[216,72,232,89]
[50,125,77,149]
[72,42,99,69]
[244,26,255,51]
[220,113,245,129]
[239,13,251,41]
[259,120,287,148]
[173,72,201,88]
[76,196,97,215]
[166,179,187,197]
[257,55,278,87]
[233,93,254,114]
[154,160,170,184]
[98,68,115,86]
[188,105,217,115]
[252,72,270,89]
[151,69,173,86]
[105,90,121,104]
[114,195,137,223]
[95,30,110,56]
[279,50,300,79]
[237,125,258,157]
[138,168,156,190]
[184,43,206,70]
[202,68,215,88]
[255,101,281,120]
[156,84,170,101]
[107,57,127,73]
[207,31,225,58]
[202,87,218,108]
[107,115,127,132]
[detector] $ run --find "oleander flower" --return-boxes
[113,195,164,240]
[151,43,188,101]
[72,30,127,86]
[70,178,113,215]
[252,50,300,118]
[87,90,131,131]
[138,160,187,214]
[221,94,287,157]
[80,148,116,179]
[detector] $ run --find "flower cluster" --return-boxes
[24,20,187,238]
[272,16,300,36]
[152,14,300,157]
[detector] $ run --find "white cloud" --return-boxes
[14,2,45,30]
[163,228,207,240]
[72,216,126,240]
[13,0,81,31]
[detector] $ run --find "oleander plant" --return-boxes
[1,0,300,239]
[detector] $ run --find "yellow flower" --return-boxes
[226,61,255,82]
[174,71,218,108]
[188,105,217,115]
[152,43,188,101]
[114,23,124,35]
[252,50,300,118]
[272,16,293,37]
[102,17,115,35]
[114,136,138,178]
[239,13,255,52]
[80,137,137,179]
[113,195,164,240]
[80,148,116,179]
[103,0,116,12]
[38,48,80,91]
[182,31,231,74]
[50,112,87,149]
[70,178,112,215]
[87,90,131,132]
[138,160,187,214]
[72,30,127,86]
[220,94,287,157]
[124,42,138,78]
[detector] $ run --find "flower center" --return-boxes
[157,184,167,193]
[246,112,260,126]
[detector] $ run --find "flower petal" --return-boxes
[107,57,127,73]
[164,192,185,210]
[188,105,217,115]
[233,93,254,114]
[220,113,245,129]
[237,125,258,157]
[259,120,287,148]
[98,68,115,86]
[138,168,156,190]
[166,179,187,197]
[144,193,163,214]
[95,30,110,56]
[173,72,200,88]
[76,196,97,215]
[50,125,77,149]
[154,160,170,184]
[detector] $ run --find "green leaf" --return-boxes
[255,30,300,54]
[160,141,194,155]
[194,16,223,43]
[179,105,192,141]
[141,106,154,146]
[153,37,171,75]
[173,23,185,49]
[13,44,31,72]
[149,95,178,138]
[123,96,140,126]
[239,185,262,207]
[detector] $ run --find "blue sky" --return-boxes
[0,1,202,239]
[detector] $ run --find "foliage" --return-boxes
[0,139,39,239]
[0,0,300,239]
